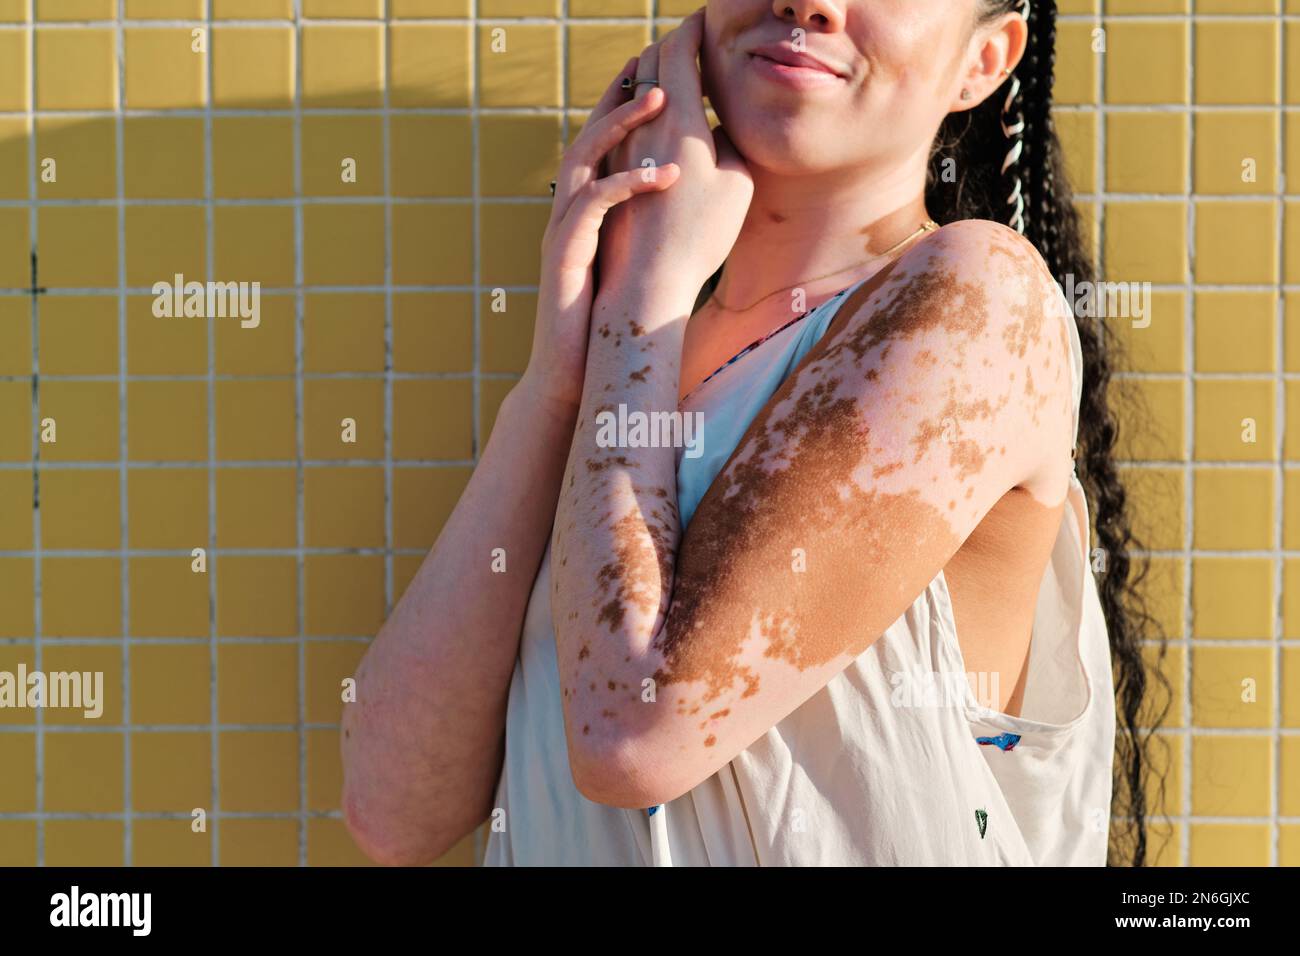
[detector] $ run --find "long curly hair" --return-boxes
[926,0,1170,865]
[696,0,1171,866]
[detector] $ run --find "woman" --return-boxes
[340,0,1164,866]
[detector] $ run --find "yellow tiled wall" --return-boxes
[0,0,1294,866]
[1052,0,1300,867]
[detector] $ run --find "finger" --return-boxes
[571,86,666,169]
[585,55,640,129]
[632,39,662,101]
[657,9,705,108]
[574,164,681,227]
[553,165,680,272]
[552,87,667,219]
[559,54,636,204]
[552,165,682,269]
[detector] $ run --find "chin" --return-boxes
[706,72,848,175]
[717,109,846,175]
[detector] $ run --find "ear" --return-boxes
[948,9,1030,114]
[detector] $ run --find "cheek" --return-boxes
[699,37,724,109]
[700,4,750,122]
[845,21,961,140]
[853,0,966,97]
[853,16,924,92]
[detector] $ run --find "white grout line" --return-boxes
[291,0,307,868]
[469,0,482,866]
[23,0,43,868]
[0,636,369,646]
[381,0,393,640]
[0,195,548,203]
[1181,0,1193,870]
[470,0,480,463]
[0,460,479,469]
[13,103,1300,117]
[112,0,132,866]
[203,0,219,869]
[10,12,1300,25]
[1273,0,1285,870]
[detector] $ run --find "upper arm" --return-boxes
[574,220,1077,807]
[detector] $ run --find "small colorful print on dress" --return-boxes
[976,732,1021,751]
[975,808,988,839]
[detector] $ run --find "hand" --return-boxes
[596,8,754,310]
[523,57,684,413]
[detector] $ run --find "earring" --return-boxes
[960,88,972,101]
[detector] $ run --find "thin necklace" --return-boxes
[707,219,940,315]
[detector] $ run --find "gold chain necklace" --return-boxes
[707,219,940,315]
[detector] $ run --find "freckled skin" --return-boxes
[551,220,1078,805]
[586,455,640,473]
[911,395,1002,480]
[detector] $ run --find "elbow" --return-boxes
[341,780,464,867]
[340,715,471,866]
[566,730,693,811]
[569,764,645,810]
[341,793,416,866]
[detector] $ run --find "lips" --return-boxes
[746,42,847,79]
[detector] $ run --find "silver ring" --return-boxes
[621,77,660,92]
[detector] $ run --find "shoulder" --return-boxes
[809,217,1074,495]
[829,217,1071,390]
[882,218,1062,318]
[912,217,1055,281]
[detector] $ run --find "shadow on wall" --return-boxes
[4,5,1284,869]
[0,14,623,867]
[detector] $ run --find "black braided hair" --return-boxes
[696,0,1172,867]
[928,0,1171,866]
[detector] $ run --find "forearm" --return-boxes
[342,374,577,864]
[551,280,697,784]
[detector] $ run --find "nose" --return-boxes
[770,0,846,31]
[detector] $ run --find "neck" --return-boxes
[713,148,934,310]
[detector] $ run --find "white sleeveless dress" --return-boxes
[484,272,1115,866]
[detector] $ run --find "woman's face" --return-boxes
[701,0,984,176]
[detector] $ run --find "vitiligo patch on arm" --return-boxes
[552,221,1076,790]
